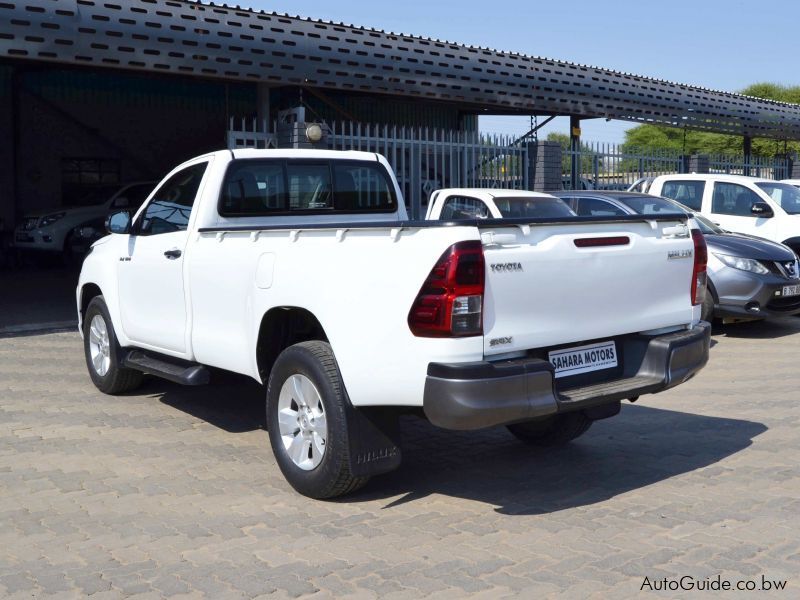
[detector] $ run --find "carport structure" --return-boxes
[3,0,800,222]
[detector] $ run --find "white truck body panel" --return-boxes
[650,174,800,246]
[428,189,699,357]
[79,154,700,409]
[481,221,696,356]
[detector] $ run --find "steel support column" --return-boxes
[256,82,271,134]
[10,66,19,223]
[570,116,581,190]
[743,136,752,176]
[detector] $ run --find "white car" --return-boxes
[781,179,800,189]
[14,182,155,259]
[425,189,575,220]
[649,174,800,255]
[77,149,710,498]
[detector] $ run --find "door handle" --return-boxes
[163,248,182,260]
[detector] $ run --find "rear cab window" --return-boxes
[660,180,706,211]
[220,159,397,216]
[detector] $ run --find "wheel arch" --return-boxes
[256,306,329,384]
[79,282,103,329]
[706,276,719,305]
[780,237,800,257]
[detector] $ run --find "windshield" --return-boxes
[755,183,800,215]
[70,186,121,207]
[494,197,576,219]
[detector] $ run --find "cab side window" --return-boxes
[440,196,490,220]
[711,182,762,217]
[138,163,208,235]
[661,181,705,211]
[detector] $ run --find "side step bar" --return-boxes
[121,350,210,386]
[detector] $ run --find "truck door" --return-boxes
[709,181,777,240]
[118,160,209,355]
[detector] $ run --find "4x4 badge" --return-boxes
[667,249,692,260]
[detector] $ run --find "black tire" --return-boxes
[701,291,715,323]
[83,296,143,395]
[266,341,368,499]
[507,412,593,446]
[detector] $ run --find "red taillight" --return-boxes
[691,229,708,306]
[408,241,485,337]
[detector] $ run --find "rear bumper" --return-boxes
[423,322,711,430]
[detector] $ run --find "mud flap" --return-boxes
[344,403,403,478]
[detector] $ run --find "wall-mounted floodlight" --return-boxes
[306,123,324,143]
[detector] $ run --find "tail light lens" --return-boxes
[408,241,485,337]
[691,229,708,306]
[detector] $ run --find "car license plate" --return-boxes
[548,341,618,379]
[782,284,800,297]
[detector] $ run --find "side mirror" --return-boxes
[106,210,131,235]
[751,202,774,218]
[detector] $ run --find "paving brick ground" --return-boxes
[1,319,798,598]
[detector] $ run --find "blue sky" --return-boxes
[244,0,799,143]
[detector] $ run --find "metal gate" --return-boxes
[562,141,792,189]
[328,122,529,218]
[563,142,684,190]
[708,154,790,180]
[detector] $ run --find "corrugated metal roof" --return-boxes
[1,0,798,138]
[190,0,795,110]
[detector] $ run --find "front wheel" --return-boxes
[507,412,592,446]
[83,296,143,395]
[266,341,368,499]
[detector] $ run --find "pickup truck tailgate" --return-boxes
[481,219,695,356]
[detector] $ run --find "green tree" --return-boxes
[622,83,800,157]
[546,132,598,174]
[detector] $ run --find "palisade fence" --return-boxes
[227,118,793,216]
[228,117,529,218]
[564,143,792,189]
[563,143,684,190]
[328,122,529,218]
[708,154,790,180]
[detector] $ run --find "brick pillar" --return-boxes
[789,155,800,179]
[530,141,562,192]
[686,154,710,174]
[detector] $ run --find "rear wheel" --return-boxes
[83,296,143,395]
[266,341,368,499]
[701,292,715,323]
[507,412,592,446]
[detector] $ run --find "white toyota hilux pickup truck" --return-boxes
[77,149,711,499]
